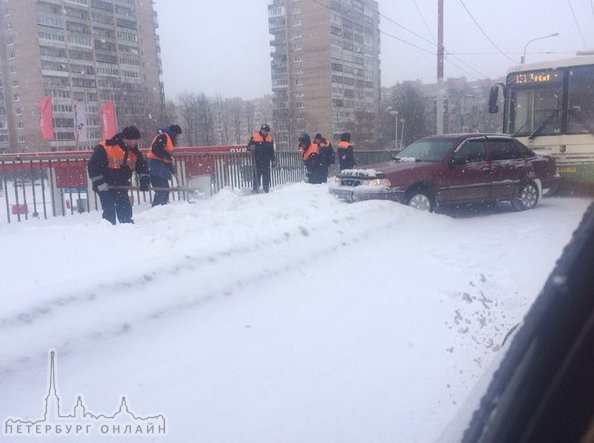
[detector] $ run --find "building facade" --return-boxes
[0,0,164,153]
[268,0,380,151]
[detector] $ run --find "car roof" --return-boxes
[419,133,515,142]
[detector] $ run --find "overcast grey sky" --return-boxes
[154,0,594,100]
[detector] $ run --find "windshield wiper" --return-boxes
[528,109,560,140]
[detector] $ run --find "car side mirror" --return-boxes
[451,157,467,166]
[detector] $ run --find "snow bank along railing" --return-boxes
[0,147,397,223]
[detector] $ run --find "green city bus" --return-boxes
[489,54,594,188]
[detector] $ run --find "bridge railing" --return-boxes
[0,147,396,223]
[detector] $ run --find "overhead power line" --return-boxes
[412,0,435,44]
[304,0,492,80]
[568,0,588,49]
[457,0,515,63]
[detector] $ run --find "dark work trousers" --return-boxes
[98,189,133,224]
[253,163,271,192]
[150,176,170,206]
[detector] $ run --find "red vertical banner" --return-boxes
[37,96,55,140]
[99,101,117,140]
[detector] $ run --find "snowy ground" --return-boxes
[0,183,591,442]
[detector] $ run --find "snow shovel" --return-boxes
[107,185,200,203]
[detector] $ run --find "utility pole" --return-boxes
[436,0,445,135]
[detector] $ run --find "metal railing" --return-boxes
[0,149,396,223]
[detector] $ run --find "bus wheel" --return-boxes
[512,181,539,210]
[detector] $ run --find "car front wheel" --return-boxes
[406,191,435,212]
[512,181,539,210]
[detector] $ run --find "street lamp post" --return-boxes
[388,108,398,150]
[399,119,405,149]
[521,32,559,64]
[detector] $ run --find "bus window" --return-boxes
[508,88,561,137]
[567,66,594,134]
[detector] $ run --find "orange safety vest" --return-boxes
[147,133,174,164]
[100,141,138,171]
[301,143,319,161]
[337,141,351,150]
[251,133,273,144]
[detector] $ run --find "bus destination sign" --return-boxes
[509,71,563,86]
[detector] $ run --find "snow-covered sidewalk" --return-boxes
[0,184,590,442]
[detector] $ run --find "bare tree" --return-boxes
[178,92,201,146]
[390,82,430,147]
[346,108,377,150]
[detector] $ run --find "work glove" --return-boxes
[96,182,109,192]
[139,176,150,192]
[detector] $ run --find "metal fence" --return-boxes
[0,149,396,224]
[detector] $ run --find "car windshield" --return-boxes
[397,139,456,162]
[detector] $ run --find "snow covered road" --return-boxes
[0,184,591,442]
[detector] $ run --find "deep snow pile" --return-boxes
[0,183,590,442]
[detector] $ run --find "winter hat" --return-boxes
[298,133,311,147]
[340,132,351,142]
[314,133,322,141]
[169,124,182,135]
[122,126,141,140]
[260,124,271,132]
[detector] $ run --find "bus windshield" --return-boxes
[506,70,563,137]
[506,64,594,137]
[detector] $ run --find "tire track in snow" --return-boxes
[0,205,407,376]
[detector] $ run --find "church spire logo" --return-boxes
[3,351,166,437]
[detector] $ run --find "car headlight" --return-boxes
[361,178,391,187]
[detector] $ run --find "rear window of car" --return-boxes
[516,141,537,158]
[489,139,523,160]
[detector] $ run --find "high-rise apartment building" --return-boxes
[0,0,164,153]
[268,0,380,151]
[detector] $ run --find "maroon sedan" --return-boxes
[329,134,560,211]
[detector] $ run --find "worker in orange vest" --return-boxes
[147,124,182,206]
[337,132,355,171]
[314,133,335,182]
[87,126,149,224]
[298,133,326,184]
[247,124,276,193]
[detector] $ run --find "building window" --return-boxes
[17,122,24,129]
[15,107,23,115]
[13,94,20,101]
[18,134,26,143]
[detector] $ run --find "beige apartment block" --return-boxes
[0,0,164,153]
[268,0,380,151]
